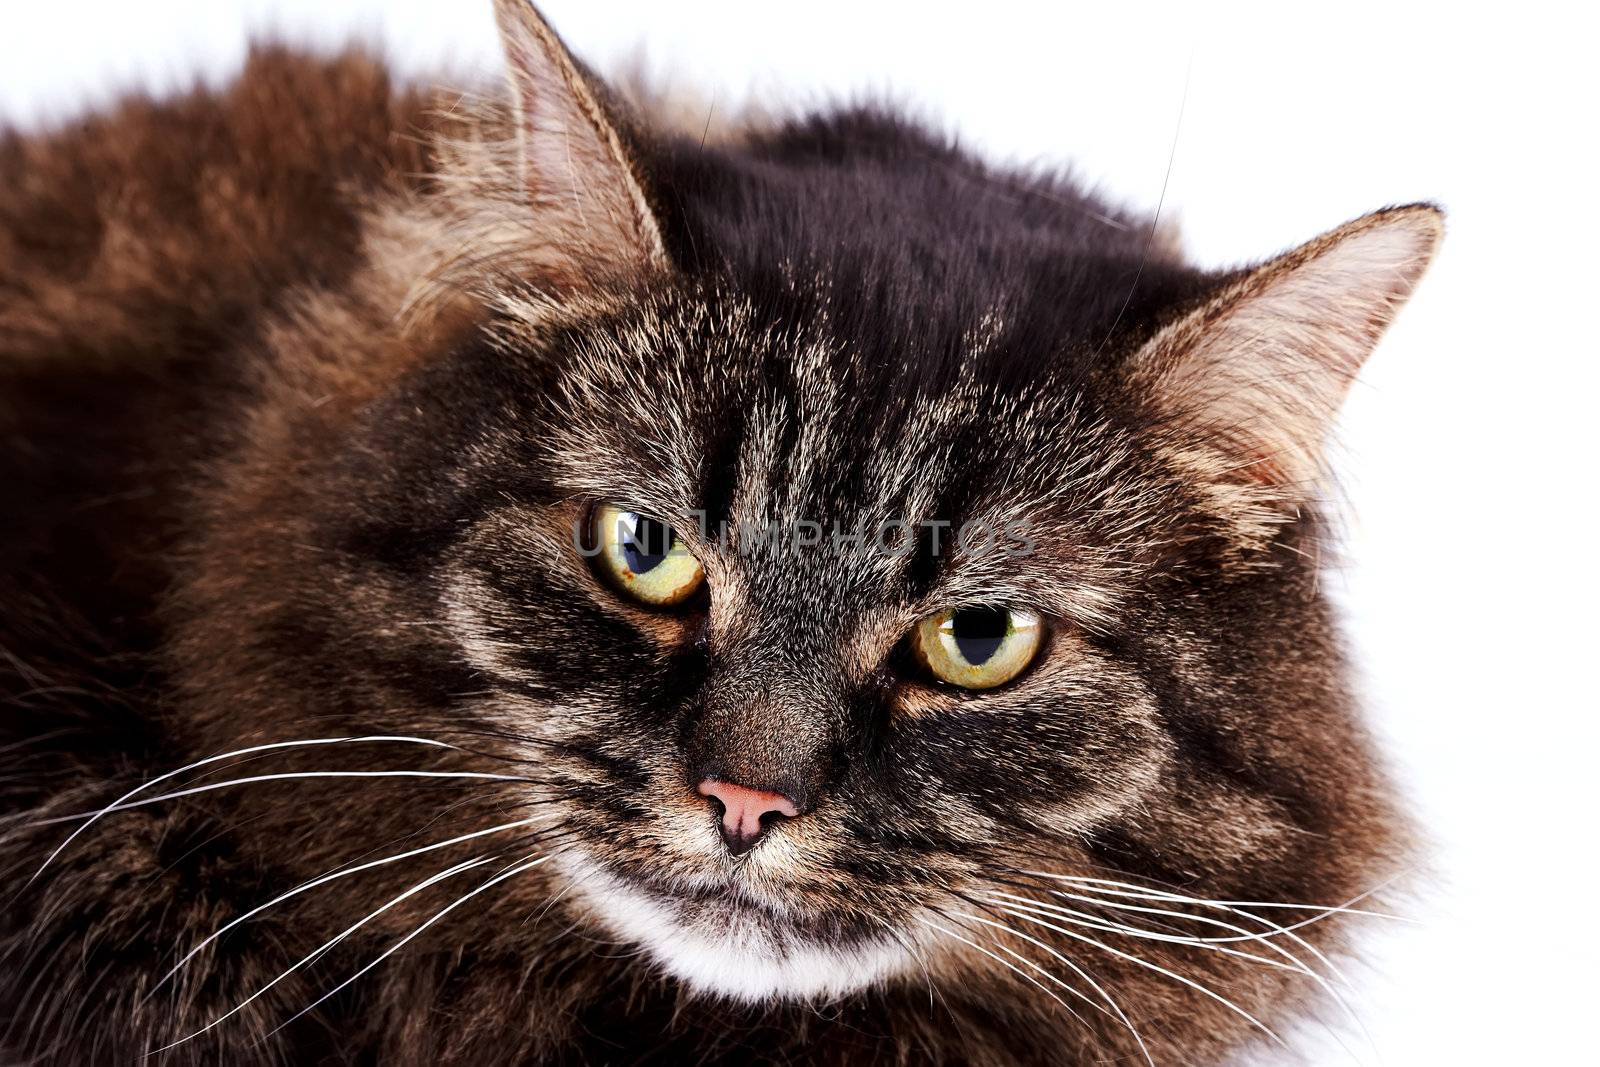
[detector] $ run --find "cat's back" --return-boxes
[0,45,434,372]
[0,46,437,746]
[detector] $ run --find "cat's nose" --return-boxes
[695,779,801,857]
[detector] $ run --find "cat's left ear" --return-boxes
[1130,204,1443,491]
[493,0,668,279]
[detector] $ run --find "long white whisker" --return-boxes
[1051,877,1375,989]
[22,736,454,888]
[150,853,499,1052]
[265,849,560,1036]
[872,917,951,1020]
[1031,886,1379,1062]
[146,813,559,997]
[992,903,1290,1050]
[913,917,1086,1029]
[945,910,1154,1067]
[32,770,526,827]
[992,890,1376,1062]
[985,892,1305,977]
[1043,887,1322,947]
[1025,871,1411,925]
[943,912,1099,1026]
[1042,869,1410,1038]
[1039,883,1365,994]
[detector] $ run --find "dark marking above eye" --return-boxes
[903,519,947,601]
[620,514,675,575]
[951,606,1009,666]
[699,408,747,536]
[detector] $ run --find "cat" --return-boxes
[0,1,1441,1063]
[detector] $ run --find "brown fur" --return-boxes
[0,7,1436,1065]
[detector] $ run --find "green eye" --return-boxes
[910,606,1043,689]
[590,506,705,607]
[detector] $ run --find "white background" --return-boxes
[2,2,1592,1062]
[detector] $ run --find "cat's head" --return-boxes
[173,0,1439,1017]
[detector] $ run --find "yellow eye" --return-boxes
[590,506,705,607]
[910,606,1043,690]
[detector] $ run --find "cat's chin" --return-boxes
[554,850,916,1003]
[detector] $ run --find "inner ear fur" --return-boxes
[492,0,669,284]
[1129,204,1443,494]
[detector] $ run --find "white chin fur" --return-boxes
[556,851,914,1003]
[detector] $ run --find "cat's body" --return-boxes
[0,4,1438,1064]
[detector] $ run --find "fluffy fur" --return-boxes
[0,3,1440,1064]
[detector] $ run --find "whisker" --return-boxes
[149,852,502,1053]
[942,907,1154,1067]
[19,735,455,889]
[990,903,1290,1050]
[984,892,1306,977]
[945,911,1098,1027]
[145,812,564,998]
[1026,888,1320,956]
[987,890,1375,1061]
[1035,883,1364,991]
[1037,885,1325,947]
[1024,868,1403,999]
[264,848,562,1037]
[871,917,951,1020]
[913,916,1088,1030]
[30,770,532,828]
[1021,884,1381,1063]
[1026,871,1411,925]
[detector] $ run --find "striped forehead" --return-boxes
[523,286,1149,624]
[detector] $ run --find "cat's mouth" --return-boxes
[640,875,795,925]
[553,848,918,1002]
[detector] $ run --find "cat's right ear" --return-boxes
[492,0,669,281]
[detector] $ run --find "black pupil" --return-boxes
[951,606,1010,666]
[620,514,675,575]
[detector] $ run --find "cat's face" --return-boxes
[407,283,1184,998]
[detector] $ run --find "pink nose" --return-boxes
[696,779,800,856]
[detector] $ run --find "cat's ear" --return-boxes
[492,0,668,278]
[1130,204,1442,491]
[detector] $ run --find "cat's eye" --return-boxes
[910,606,1043,690]
[590,505,705,607]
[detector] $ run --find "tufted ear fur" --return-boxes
[492,0,668,281]
[1131,204,1443,491]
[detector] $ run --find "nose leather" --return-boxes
[696,779,800,856]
